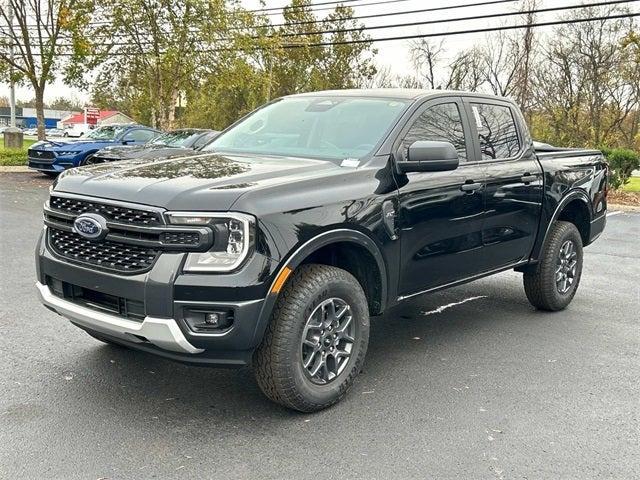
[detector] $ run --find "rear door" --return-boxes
[395,97,486,298]
[463,98,543,269]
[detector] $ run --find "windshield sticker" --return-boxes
[341,158,360,168]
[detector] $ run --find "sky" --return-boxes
[0,0,634,103]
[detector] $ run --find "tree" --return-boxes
[0,0,92,139]
[531,5,639,148]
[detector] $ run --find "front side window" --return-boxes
[204,96,409,162]
[402,102,467,161]
[471,103,520,160]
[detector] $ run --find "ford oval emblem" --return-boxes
[73,215,106,240]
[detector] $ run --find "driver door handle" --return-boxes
[521,173,538,184]
[460,181,482,193]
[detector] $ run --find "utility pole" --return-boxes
[8,0,16,127]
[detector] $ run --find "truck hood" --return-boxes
[54,152,339,211]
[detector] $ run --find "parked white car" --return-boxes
[63,123,93,137]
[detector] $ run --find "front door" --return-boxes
[463,99,543,269]
[395,98,486,298]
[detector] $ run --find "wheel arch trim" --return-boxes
[533,189,593,261]
[249,228,389,349]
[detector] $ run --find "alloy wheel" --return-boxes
[555,239,578,294]
[300,297,355,385]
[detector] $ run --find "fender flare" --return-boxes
[531,189,592,261]
[249,229,389,348]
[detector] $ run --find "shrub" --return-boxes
[601,148,640,190]
[0,148,28,166]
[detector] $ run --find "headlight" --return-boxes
[166,212,254,272]
[57,151,79,156]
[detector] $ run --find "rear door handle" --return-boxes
[521,173,538,184]
[460,181,482,192]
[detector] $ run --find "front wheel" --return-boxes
[254,264,370,412]
[523,221,583,311]
[79,154,96,166]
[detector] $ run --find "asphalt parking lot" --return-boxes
[1,172,638,480]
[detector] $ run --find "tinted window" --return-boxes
[124,129,157,142]
[402,103,467,161]
[471,103,520,160]
[192,131,218,149]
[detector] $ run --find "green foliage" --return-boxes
[601,147,640,190]
[0,139,36,166]
[87,0,376,131]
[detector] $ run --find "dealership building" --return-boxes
[0,107,135,129]
[0,107,76,128]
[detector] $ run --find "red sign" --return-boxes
[84,107,100,125]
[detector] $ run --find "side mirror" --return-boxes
[396,140,459,174]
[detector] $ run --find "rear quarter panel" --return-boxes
[531,150,607,260]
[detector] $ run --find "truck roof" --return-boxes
[289,88,510,102]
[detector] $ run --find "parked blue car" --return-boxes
[28,124,160,176]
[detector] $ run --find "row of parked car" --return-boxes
[26,124,219,176]
[0,125,66,136]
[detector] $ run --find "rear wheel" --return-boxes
[254,264,370,412]
[523,221,583,311]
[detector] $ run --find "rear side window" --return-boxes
[471,103,520,160]
[402,102,467,161]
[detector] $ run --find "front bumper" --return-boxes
[37,282,203,354]
[28,154,78,173]
[36,229,279,366]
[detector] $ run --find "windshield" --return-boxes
[203,96,409,161]
[84,126,126,140]
[150,130,202,147]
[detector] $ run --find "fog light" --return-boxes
[184,308,233,332]
[205,312,221,326]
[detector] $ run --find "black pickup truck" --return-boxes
[36,90,607,412]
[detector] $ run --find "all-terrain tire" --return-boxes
[523,221,583,311]
[254,264,370,412]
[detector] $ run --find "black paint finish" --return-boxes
[39,90,608,365]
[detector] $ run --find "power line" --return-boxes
[16,0,520,32]
[276,0,638,39]
[284,11,639,48]
[22,11,639,56]
[15,0,638,50]
[253,0,413,15]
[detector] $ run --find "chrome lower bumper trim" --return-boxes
[36,282,203,354]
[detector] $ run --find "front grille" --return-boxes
[50,196,162,226]
[49,227,160,274]
[47,276,145,322]
[28,149,55,159]
[160,231,201,245]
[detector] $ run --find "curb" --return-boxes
[0,166,30,172]
[609,203,640,212]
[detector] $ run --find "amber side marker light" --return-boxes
[271,266,292,294]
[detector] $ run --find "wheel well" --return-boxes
[300,242,383,316]
[557,199,590,245]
